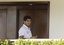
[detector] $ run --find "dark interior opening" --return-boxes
[0,2,50,39]
[16,2,50,38]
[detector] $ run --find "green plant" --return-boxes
[0,38,64,45]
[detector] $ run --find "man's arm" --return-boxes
[19,28,25,39]
[19,35,37,39]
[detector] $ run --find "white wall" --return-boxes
[0,0,64,39]
[50,0,64,39]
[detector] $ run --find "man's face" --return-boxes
[24,19,31,27]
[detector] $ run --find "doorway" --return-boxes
[17,2,50,38]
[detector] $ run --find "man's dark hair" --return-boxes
[23,15,32,21]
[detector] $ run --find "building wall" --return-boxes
[0,0,64,39]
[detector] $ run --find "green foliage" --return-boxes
[0,38,64,45]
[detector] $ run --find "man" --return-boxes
[18,15,36,39]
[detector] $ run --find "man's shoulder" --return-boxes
[19,26,26,31]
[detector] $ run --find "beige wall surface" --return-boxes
[0,0,64,39]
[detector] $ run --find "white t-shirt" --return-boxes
[18,24,32,38]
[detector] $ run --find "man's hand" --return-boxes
[31,36,37,39]
[19,36,24,39]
